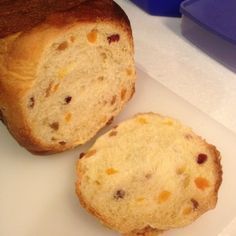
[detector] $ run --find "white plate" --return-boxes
[1,67,236,236]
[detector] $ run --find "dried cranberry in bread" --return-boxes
[0,0,135,154]
[76,113,222,235]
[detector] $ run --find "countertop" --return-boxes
[116,0,236,134]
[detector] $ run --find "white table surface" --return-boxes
[116,0,236,134]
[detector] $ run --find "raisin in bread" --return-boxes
[0,0,135,154]
[76,113,222,235]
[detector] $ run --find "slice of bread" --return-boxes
[76,113,222,235]
[0,0,135,154]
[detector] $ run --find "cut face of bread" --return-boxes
[0,0,135,154]
[76,113,222,235]
[25,22,134,152]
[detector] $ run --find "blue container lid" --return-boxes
[180,0,236,44]
[131,0,184,17]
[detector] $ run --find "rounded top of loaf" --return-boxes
[0,0,131,38]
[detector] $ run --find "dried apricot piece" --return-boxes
[106,168,118,175]
[157,191,171,203]
[65,113,72,122]
[194,177,210,190]
[126,68,132,76]
[87,29,98,43]
[52,83,60,92]
[183,207,192,215]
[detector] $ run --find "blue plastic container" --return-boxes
[181,0,236,73]
[131,0,184,17]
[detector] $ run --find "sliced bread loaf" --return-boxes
[76,113,222,235]
[0,0,135,154]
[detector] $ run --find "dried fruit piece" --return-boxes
[182,175,190,188]
[176,166,186,175]
[65,113,72,122]
[109,130,117,137]
[95,180,101,185]
[106,168,118,175]
[28,97,35,108]
[111,95,116,105]
[194,177,210,191]
[106,117,114,126]
[49,122,59,131]
[197,153,208,164]
[191,198,199,209]
[52,83,60,92]
[100,53,107,61]
[45,82,53,97]
[145,173,152,179]
[97,76,104,81]
[114,189,125,199]
[183,207,192,215]
[86,150,97,158]
[57,41,68,51]
[157,191,171,203]
[59,141,66,145]
[87,29,98,43]
[121,88,127,100]
[79,152,85,159]
[58,62,76,79]
[70,36,75,42]
[137,117,148,124]
[185,134,193,140]
[136,197,145,202]
[126,68,132,76]
[64,96,72,104]
[107,34,120,44]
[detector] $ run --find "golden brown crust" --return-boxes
[0,0,131,38]
[0,0,86,38]
[0,0,134,155]
[123,226,163,236]
[76,165,115,229]
[210,145,223,202]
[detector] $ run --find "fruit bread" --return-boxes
[76,113,222,235]
[0,0,135,154]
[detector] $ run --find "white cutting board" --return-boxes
[0,67,236,236]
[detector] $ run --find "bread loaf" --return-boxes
[76,113,222,235]
[0,0,135,154]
